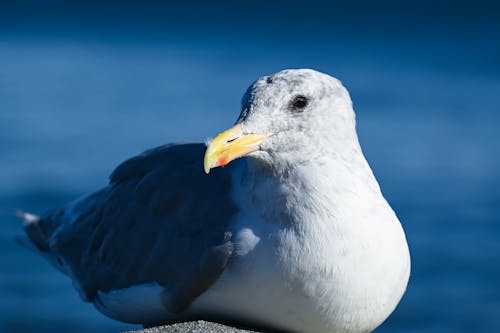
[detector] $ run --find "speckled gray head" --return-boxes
[204,69,358,174]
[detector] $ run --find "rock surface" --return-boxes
[125,320,263,333]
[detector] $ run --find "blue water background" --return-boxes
[1,2,499,332]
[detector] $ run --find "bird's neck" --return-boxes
[236,147,381,227]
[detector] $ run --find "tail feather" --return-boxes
[16,210,50,252]
[16,210,40,224]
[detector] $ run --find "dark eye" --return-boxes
[290,95,309,111]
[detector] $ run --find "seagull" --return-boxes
[20,69,410,333]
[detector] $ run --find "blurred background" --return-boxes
[1,1,499,332]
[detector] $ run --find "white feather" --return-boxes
[94,283,169,324]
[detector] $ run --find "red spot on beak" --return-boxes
[217,156,229,167]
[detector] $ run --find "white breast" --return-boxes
[187,159,411,333]
[190,206,409,333]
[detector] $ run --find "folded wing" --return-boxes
[23,143,239,316]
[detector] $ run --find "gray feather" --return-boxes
[23,143,240,314]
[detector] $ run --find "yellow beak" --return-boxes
[204,124,270,174]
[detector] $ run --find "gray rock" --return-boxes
[125,320,264,333]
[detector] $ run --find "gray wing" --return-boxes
[23,143,239,313]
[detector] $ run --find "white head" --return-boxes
[204,69,359,174]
